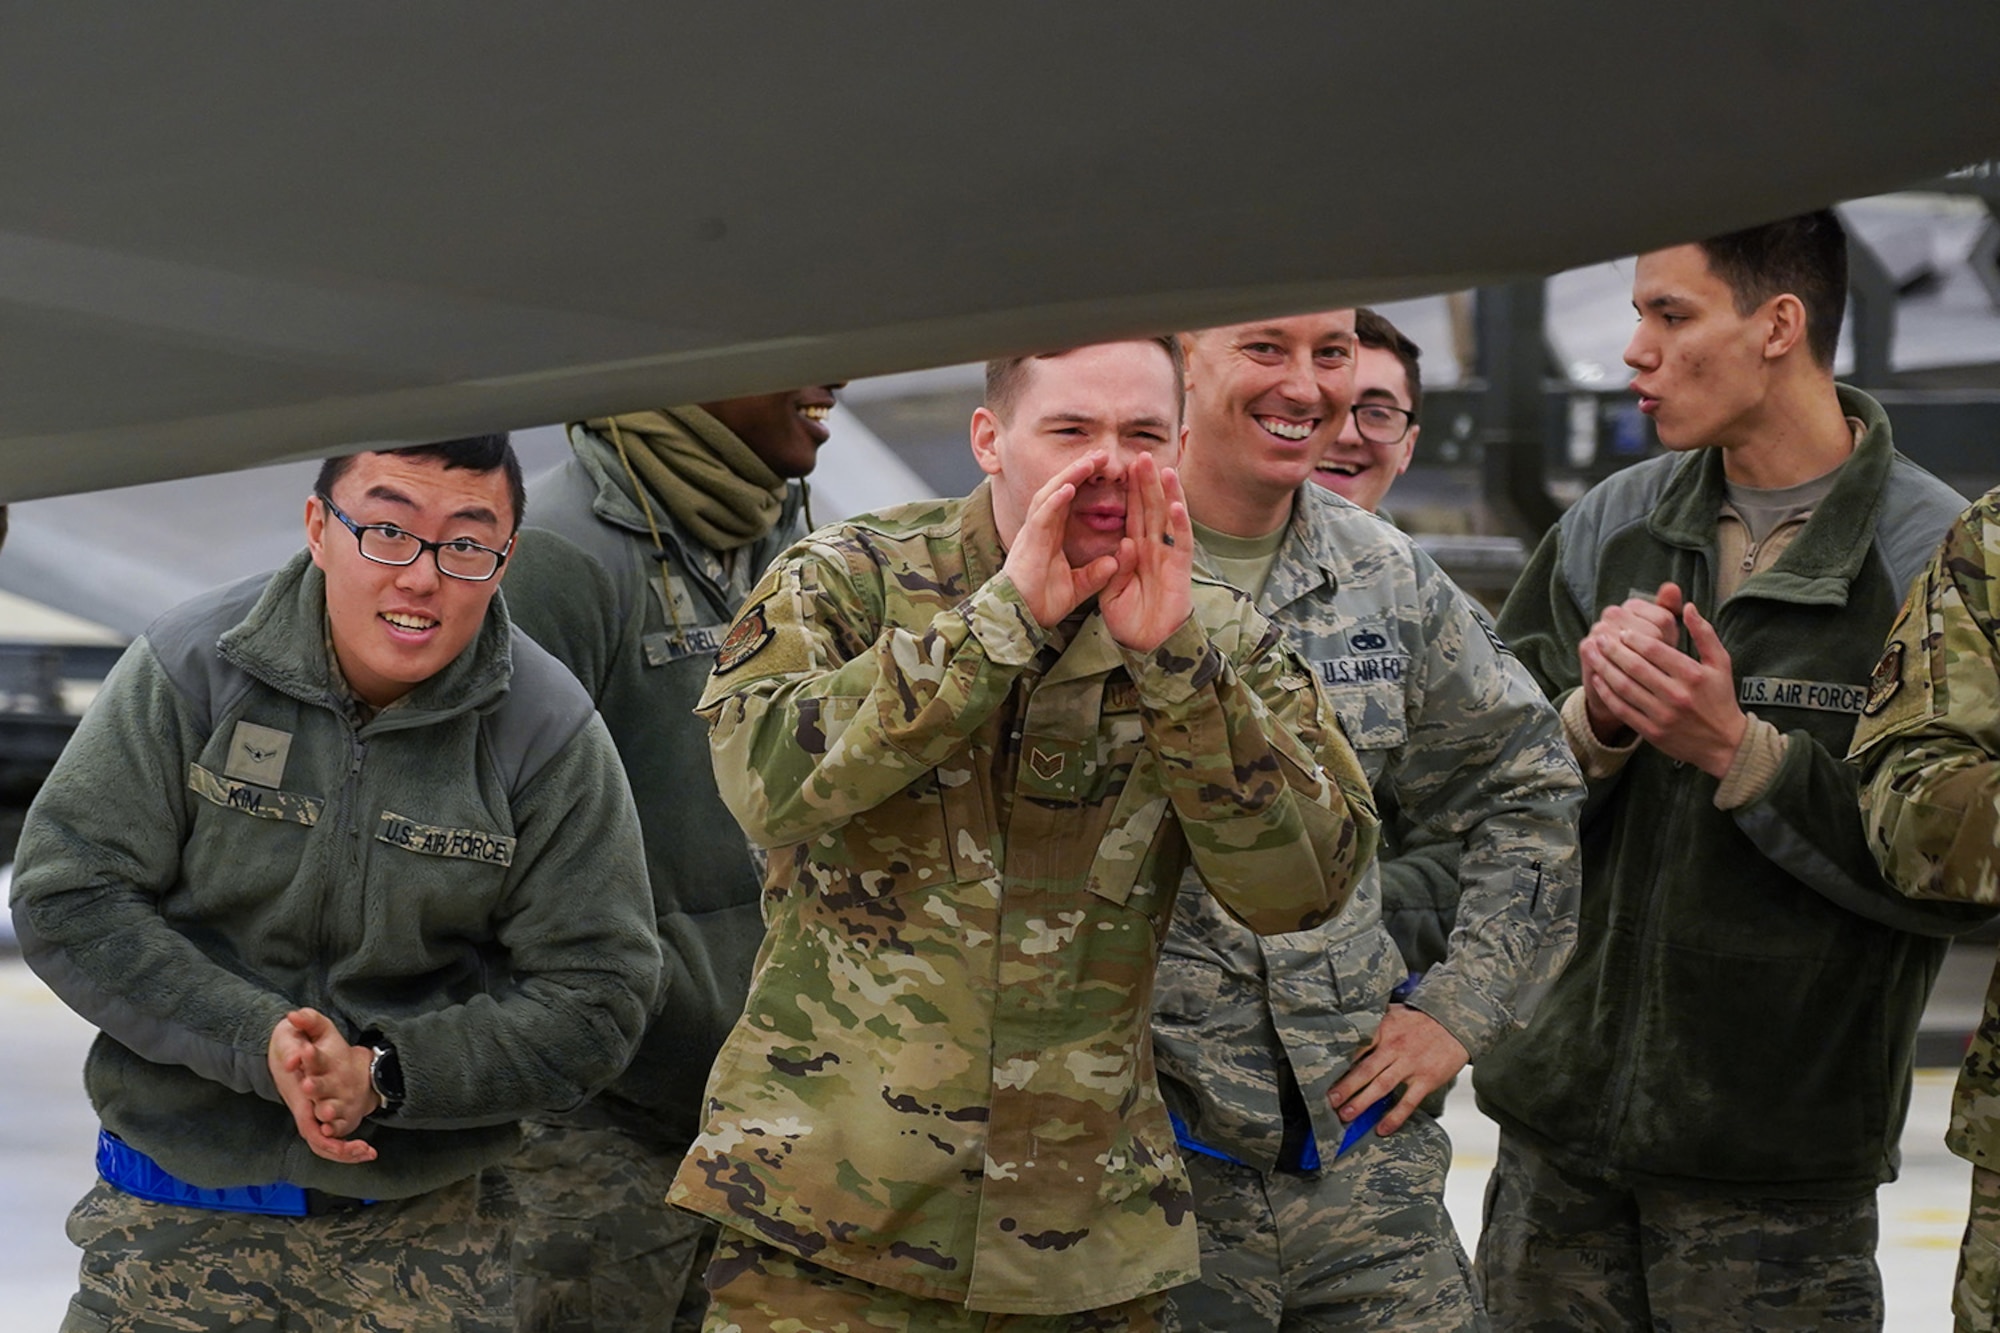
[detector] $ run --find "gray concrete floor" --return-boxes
[0,952,1980,1330]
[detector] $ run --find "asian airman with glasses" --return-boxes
[11,436,662,1331]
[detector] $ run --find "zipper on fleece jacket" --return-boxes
[304,722,367,1015]
[1596,554,1718,1161]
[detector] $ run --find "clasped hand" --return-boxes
[1001,451,1195,652]
[267,1008,380,1164]
[1579,581,1746,778]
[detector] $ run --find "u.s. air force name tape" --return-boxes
[1736,676,1866,715]
[376,810,516,866]
[1313,655,1411,686]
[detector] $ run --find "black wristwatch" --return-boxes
[369,1042,405,1115]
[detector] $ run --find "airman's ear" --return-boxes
[970,406,1005,478]
[1763,293,1808,361]
[304,494,330,570]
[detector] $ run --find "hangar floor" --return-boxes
[0,950,1982,1330]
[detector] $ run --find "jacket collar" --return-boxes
[219,550,514,727]
[1258,484,1350,616]
[1646,384,1892,606]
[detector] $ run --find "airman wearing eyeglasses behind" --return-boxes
[1311,308,1422,516]
[11,437,662,1332]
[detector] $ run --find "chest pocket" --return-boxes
[1326,683,1408,774]
[799,694,961,897]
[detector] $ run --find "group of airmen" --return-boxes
[14,205,2000,1333]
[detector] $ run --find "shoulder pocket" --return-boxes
[187,763,322,826]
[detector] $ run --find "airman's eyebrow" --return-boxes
[363,484,499,527]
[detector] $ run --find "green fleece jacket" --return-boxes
[1476,386,1992,1197]
[502,419,806,1150]
[10,552,662,1199]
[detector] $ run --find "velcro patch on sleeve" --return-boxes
[713,601,777,675]
[188,763,323,826]
[375,810,516,866]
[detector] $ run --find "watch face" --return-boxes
[371,1044,405,1105]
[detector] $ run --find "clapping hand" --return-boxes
[268,1008,379,1164]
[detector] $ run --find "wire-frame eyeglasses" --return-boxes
[315,492,513,582]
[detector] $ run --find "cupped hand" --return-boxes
[1099,454,1194,653]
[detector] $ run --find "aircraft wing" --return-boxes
[2,4,1997,501]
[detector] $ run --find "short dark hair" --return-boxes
[1354,308,1423,421]
[1697,209,1847,370]
[315,435,525,531]
[985,336,1186,425]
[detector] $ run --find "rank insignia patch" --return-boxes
[713,601,777,675]
[224,720,293,787]
[1863,641,1905,716]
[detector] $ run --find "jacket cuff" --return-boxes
[1400,977,1502,1060]
[1561,687,1639,780]
[1120,614,1220,709]
[961,573,1050,668]
[1714,711,1789,810]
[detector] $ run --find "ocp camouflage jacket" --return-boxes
[10,552,663,1200]
[1854,486,2000,1171]
[667,483,1379,1315]
[1479,386,1990,1197]
[1155,485,1581,1169]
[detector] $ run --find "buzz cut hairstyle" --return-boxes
[1697,208,1847,371]
[1354,307,1423,421]
[984,336,1186,426]
[314,434,526,532]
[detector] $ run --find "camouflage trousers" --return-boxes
[1163,1110,1484,1331]
[1954,1164,2000,1331]
[60,1170,512,1332]
[508,1121,714,1332]
[701,1227,1175,1332]
[1474,1132,1883,1331]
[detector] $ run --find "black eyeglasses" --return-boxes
[315,492,513,582]
[1350,403,1417,446]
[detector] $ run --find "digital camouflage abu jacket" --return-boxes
[666,483,1379,1315]
[1156,485,1581,1169]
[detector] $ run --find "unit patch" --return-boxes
[1863,641,1906,716]
[1737,676,1867,715]
[713,602,776,675]
[188,763,322,826]
[224,721,293,787]
[643,625,731,667]
[376,811,516,866]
